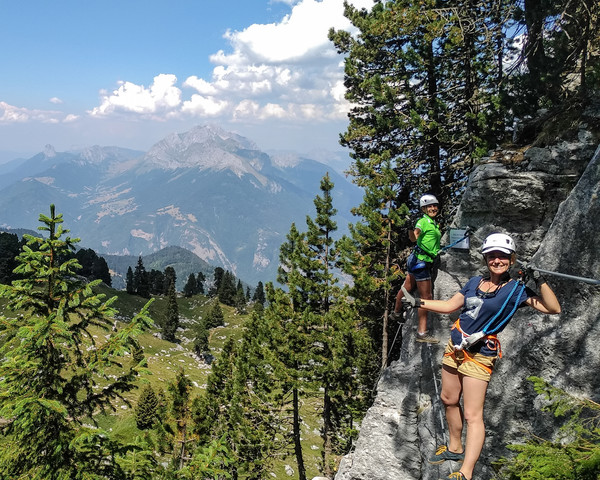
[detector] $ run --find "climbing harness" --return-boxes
[407,250,427,272]
[452,279,527,351]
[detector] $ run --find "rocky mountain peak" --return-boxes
[141,125,269,182]
[43,144,56,158]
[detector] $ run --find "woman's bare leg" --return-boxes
[416,278,432,333]
[440,365,464,454]
[458,375,489,479]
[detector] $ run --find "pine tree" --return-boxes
[195,272,205,294]
[0,232,23,284]
[0,205,154,479]
[134,256,150,298]
[183,273,197,297]
[210,267,224,297]
[218,270,237,306]
[261,284,309,480]
[329,0,513,213]
[265,174,376,478]
[206,299,224,329]
[116,436,160,480]
[136,385,159,430]
[336,158,408,367]
[168,368,194,471]
[234,279,247,314]
[163,279,179,342]
[193,319,209,358]
[148,269,165,295]
[252,281,265,306]
[92,256,112,286]
[126,266,135,294]
[163,266,176,296]
[192,332,282,480]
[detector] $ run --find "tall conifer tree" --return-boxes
[163,279,179,342]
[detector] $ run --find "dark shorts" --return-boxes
[413,263,433,281]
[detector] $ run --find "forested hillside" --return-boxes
[0,1,598,479]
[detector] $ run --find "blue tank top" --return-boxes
[450,276,533,355]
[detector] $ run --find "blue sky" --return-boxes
[0,0,373,160]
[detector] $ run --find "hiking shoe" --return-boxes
[416,331,439,344]
[429,445,464,464]
[443,472,469,480]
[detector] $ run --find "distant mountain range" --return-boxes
[0,125,361,285]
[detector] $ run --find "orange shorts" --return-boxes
[442,339,498,382]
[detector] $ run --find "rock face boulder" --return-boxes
[335,128,600,480]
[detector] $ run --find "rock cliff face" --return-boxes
[335,122,600,480]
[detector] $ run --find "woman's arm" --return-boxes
[525,281,561,314]
[409,227,420,243]
[419,292,464,314]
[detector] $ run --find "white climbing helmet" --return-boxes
[481,233,516,255]
[419,194,439,208]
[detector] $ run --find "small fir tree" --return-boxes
[0,205,154,479]
[136,385,159,430]
[193,319,210,358]
[206,299,224,329]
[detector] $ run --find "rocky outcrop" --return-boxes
[335,126,600,480]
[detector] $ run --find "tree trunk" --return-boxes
[322,386,333,478]
[293,387,307,480]
[523,0,547,94]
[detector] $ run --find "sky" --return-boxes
[0,0,374,160]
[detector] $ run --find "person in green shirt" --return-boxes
[392,194,442,343]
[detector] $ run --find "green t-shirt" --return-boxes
[415,214,441,262]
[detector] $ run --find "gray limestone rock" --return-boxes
[335,137,600,480]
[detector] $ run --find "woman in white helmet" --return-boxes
[401,232,560,480]
[392,193,442,344]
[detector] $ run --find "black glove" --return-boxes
[522,263,546,287]
[400,286,423,308]
[531,269,546,286]
[389,311,403,322]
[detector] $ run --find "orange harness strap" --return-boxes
[444,320,502,375]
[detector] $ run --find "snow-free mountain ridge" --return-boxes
[0,125,360,286]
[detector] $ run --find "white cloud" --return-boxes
[215,0,363,64]
[89,74,182,117]
[49,97,63,104]
[183,76,218,95]
[87,0,373,128]
[181,95,230,116]
[0,101,64,124]
[63,114,79,123]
